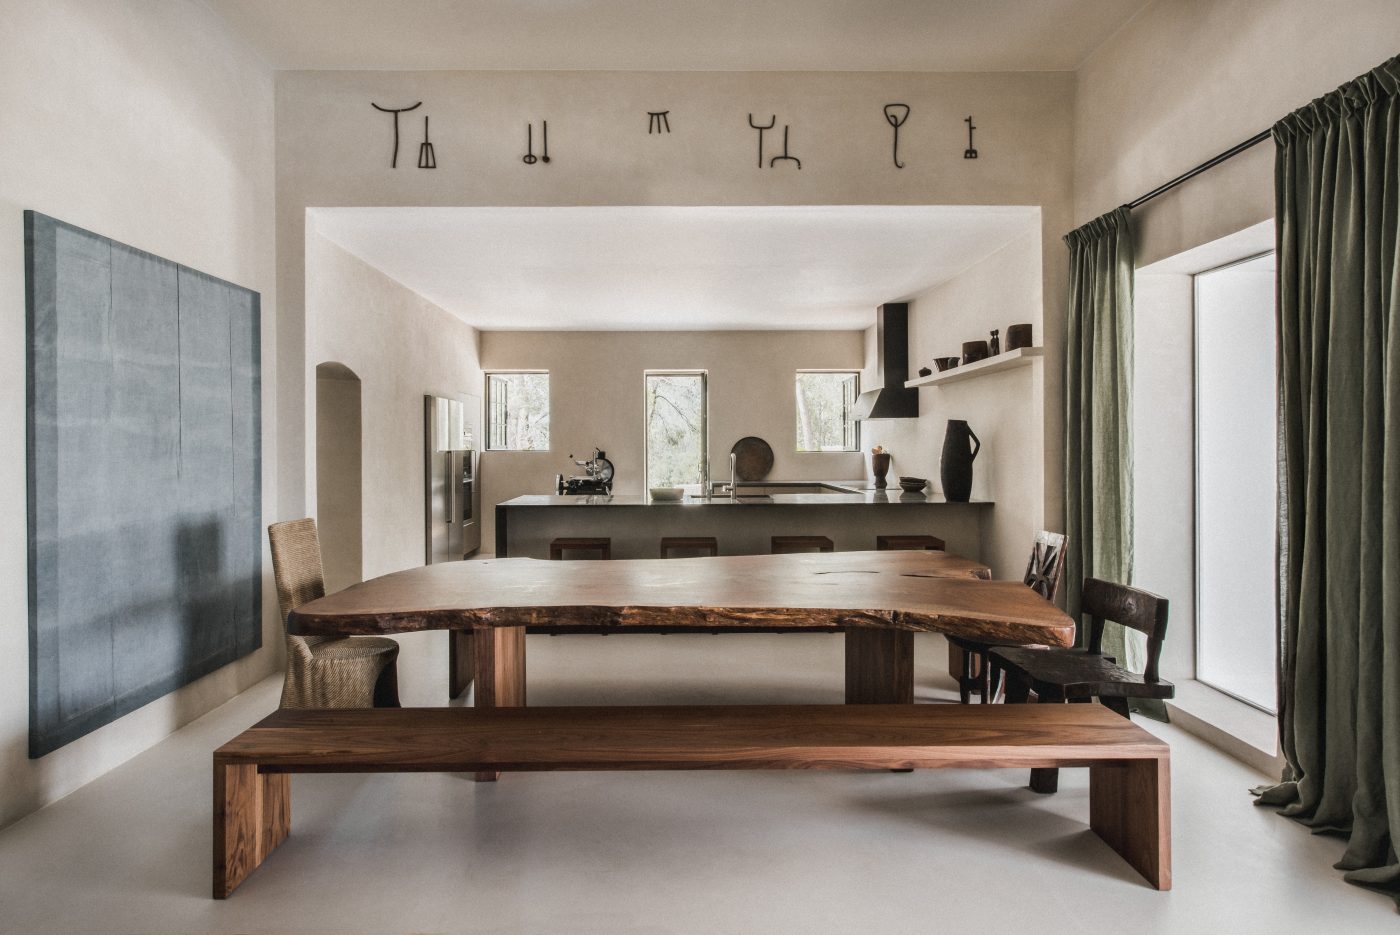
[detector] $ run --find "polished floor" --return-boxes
[0,632,1392,933]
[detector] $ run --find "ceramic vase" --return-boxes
[940,420,981,502]
[871,452,892,489]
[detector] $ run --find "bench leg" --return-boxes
[449,629,474,700]
[844,629,914,704]
[471,626,527,782]
[1090,757,1172,890]
[214,763,290,898]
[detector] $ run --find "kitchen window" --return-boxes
[645,371,707,488]
[795,371,859,452]
[486,371,550,451]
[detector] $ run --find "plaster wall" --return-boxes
[305,230,483,581]
[862,230,1044,580]
[274,68,1077,547]
[478,330,864,549]
[0,0,277,829]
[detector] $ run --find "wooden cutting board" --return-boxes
[730,436,774,480]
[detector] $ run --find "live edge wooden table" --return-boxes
[287,549,1076,725]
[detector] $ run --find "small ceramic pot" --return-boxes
[1006,323,1033,350]
[962,341,990,365]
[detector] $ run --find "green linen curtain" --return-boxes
[1256,55,1400,904]
[1063,206,1153,697]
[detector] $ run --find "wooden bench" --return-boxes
[213,703,1170,898]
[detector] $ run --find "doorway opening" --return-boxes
[316,361,363,591]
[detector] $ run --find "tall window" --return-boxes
[645,371,707,488]
[795,371,859,452]
[1195,253,1277,711]
[486,372,550,451]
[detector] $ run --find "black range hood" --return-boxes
[853,302,918,420]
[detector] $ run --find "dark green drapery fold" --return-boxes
[1064,206,1153,700]
[1257,54,1400,904]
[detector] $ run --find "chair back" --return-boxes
[1023,531,1067,602]
[1081,577,1170,682]
[268,518,326,628]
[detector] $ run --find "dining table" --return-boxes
[288,549,1076,714]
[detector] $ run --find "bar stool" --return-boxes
[876,534,945,551]
[659,536,719,558]
[771,535,834,554]
[549,537,611,560]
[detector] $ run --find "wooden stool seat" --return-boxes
[771,535,834,554]
[876,534,945,551]
[660,536,719,558]
[549,537,611,560]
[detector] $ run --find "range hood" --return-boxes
[854,302,918,420]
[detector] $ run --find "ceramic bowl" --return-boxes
[898,476,928,492]
[649,487,685,501]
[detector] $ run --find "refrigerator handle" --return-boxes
[445,451,456,524]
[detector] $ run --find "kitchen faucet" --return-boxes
[728,452,738,501]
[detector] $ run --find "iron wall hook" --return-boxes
[370,101,422,168]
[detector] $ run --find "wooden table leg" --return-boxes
[844,629,914,704]
[1089,756,1172,890]
[471,626,526,781]
[449,629,474,700]
[214,762,290,898]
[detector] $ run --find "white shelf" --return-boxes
[904,346,1044,388]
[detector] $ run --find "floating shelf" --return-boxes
[904,346,1044,388]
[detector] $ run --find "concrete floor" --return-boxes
[0,631,1393,934]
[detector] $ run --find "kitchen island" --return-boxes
[495,481,992,562]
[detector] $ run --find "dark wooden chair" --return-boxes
[771,535,834,554]
[949,530,1066,703]
[990,576,1173,793]
[660,536,719,558]
[876,534,945,551]
[548,537,611,560]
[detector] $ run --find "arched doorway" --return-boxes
[315,361,363,591]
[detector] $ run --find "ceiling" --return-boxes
[310,205,1041,331]
[207,0,1149,72]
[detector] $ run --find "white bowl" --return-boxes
[649,486,685,501]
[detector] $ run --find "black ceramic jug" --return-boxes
[940,420,981,502]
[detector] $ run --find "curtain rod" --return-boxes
[1126,129,1272,210]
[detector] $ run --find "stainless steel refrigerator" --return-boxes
[424,394,481,563]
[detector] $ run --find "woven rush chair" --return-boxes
[948,530,1067,703]
[268,518,400,709]
[991,576,1173,794]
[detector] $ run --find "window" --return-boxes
[795,371,859,452]
[645,371,707,488]
[1194,253,1277,712]
[485,372,550,451]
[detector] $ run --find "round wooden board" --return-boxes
[730,436,774,480]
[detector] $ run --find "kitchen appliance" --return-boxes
[424,394,481,564]
[557,448,614,495]
[854,302,918,420]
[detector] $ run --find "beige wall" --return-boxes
[1075,0,1400,261]
[315,367,364,593]
[306,229,482,580]
[274,69,1078,544]
[479,330,865,548]
[0,0,277,829]
[862,229,1045,580]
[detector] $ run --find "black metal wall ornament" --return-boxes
[884,104,910,168]
[417,116,437,169]
[648,111,671,134]
[769,124,801,170]
[523,120,551,165]
[370,101,423,168]
[748,114,775,168]
[964,115,979,159]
